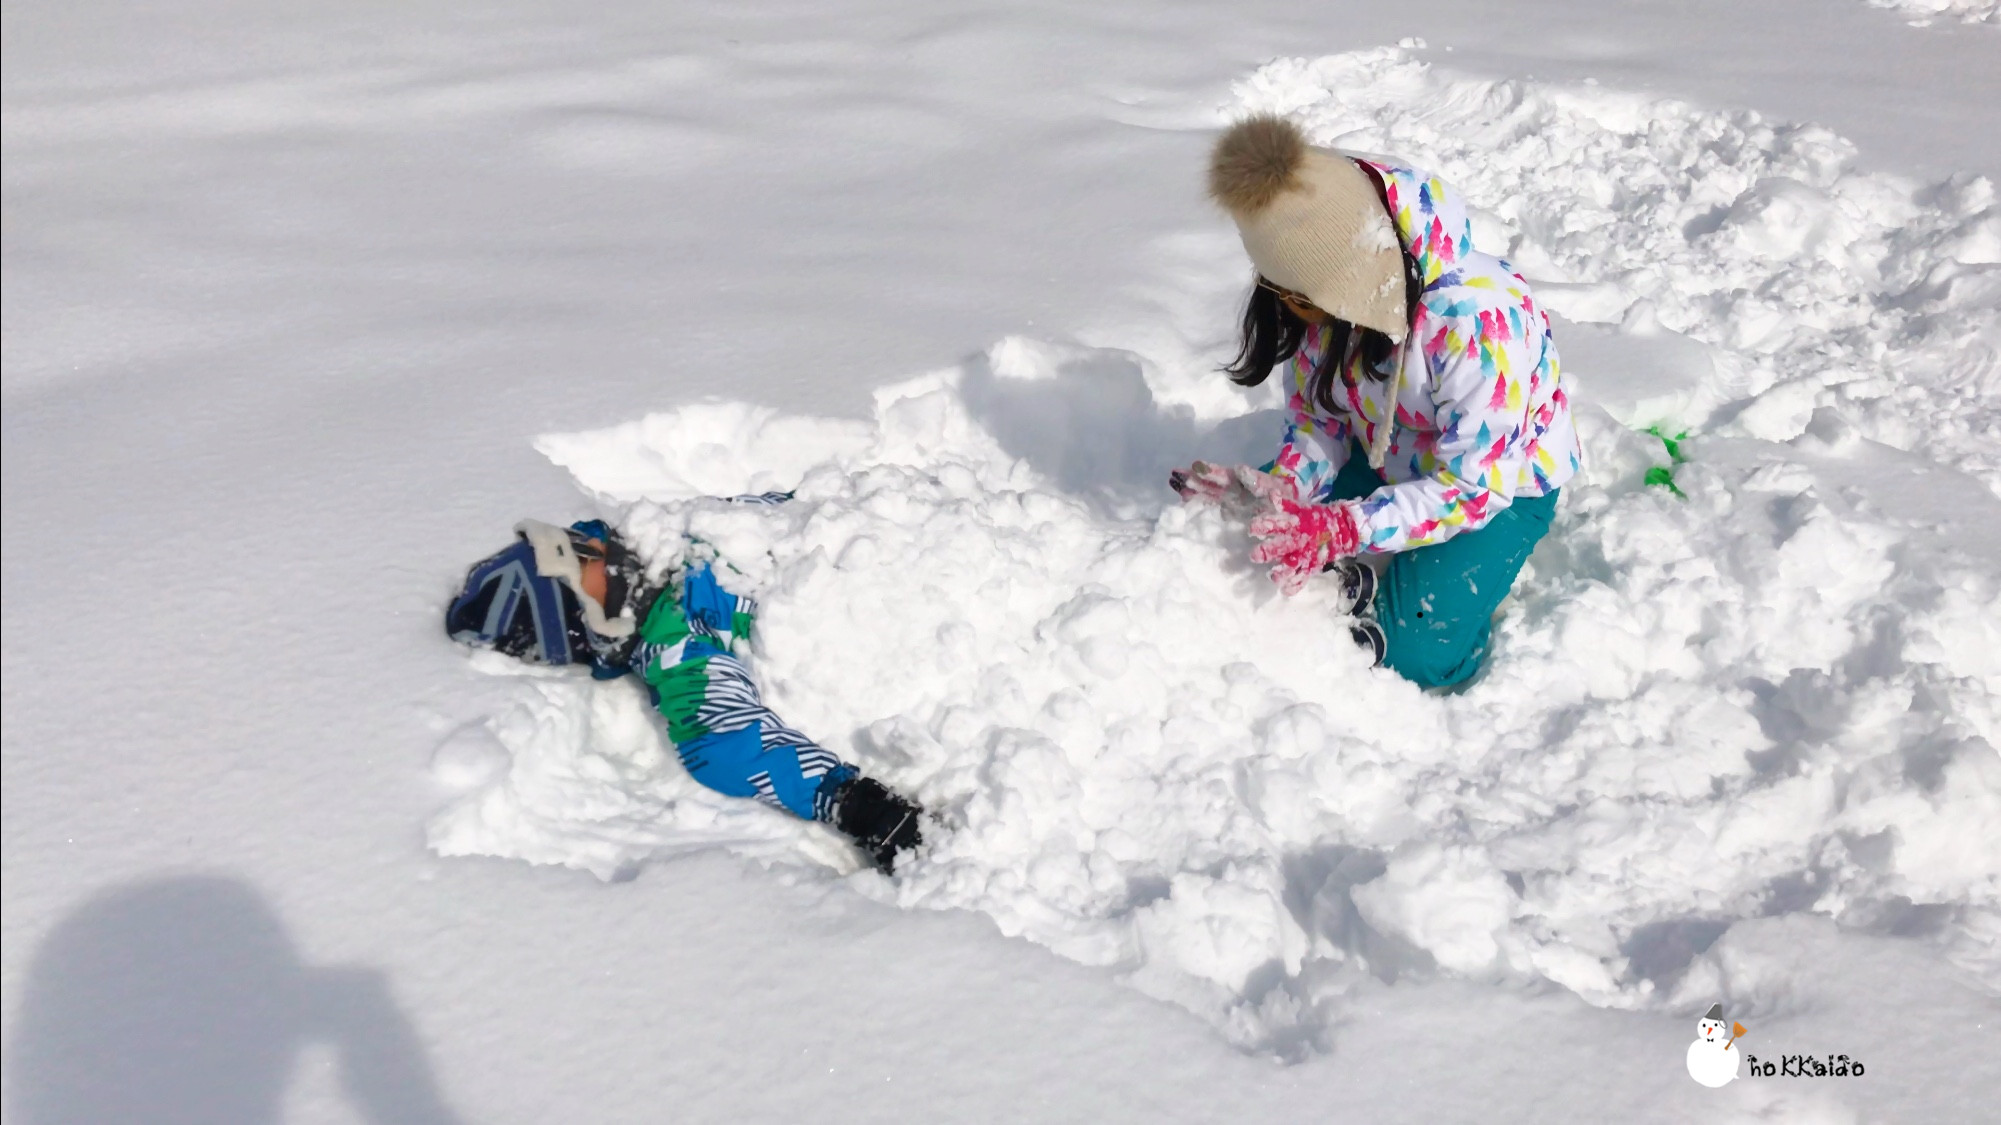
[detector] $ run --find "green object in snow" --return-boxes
[1645,425,1690,462]
[1642,425,1690,497]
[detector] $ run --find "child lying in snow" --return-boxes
[444,517,925,872]
[1174,116,1583,689]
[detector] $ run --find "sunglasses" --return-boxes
[1257,277,1321,312]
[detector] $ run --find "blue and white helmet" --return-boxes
[445,520,638,666]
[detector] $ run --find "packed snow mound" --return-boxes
[433,360,2001,1051]
[429,51,2001,1052]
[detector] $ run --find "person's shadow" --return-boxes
[957,339,1281,517]
[8,874,464,1125]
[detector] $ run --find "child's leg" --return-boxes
[640,564,856,820]
[1313,443,1556,686]
[668,654,857,819]
[1372,491,1559,688]
[1321,452,1388,503]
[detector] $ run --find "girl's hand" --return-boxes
[1248,497,1362,595]
[1169,460,1236,502]
[1170,462,1294,505]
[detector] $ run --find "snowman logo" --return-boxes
[1685,1003,1748,1088]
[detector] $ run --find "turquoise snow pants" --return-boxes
[1325,447,1559,689]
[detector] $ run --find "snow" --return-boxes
[1871,0,2000,27]
[6,1,2001,1122]
[429,47,2001,1061]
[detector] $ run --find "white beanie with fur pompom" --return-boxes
[1208,115,1407,343]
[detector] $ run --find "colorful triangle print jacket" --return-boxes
[1266,160,1582,553]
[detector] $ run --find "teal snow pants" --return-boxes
[1325,446,1559,689]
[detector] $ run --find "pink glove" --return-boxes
[1170,462,1295,506]
[1249,496,1363,595]
[1168,460,1236,503]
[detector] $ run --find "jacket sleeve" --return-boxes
[1265,386,1354,504]
[1352,300,1544,553]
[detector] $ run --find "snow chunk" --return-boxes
[1867,0,1998,25]
[1351,845,1517,977]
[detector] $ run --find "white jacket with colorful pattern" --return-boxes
[1266,159,1582,554]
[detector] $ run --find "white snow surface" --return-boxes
[432,49,2001,1055]
[1870,0,2000,27]
[8,3,2001,1123]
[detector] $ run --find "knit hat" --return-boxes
[1208,115,1407,343]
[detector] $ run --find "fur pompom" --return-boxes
[1208,114,1307,216]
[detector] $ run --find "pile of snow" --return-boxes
[1868,0,2000,26]
[429,49,2001,1053]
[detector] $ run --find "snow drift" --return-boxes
[1868,0,1999,27]
[429,49,2001,1052]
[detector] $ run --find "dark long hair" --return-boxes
[1223,252,1423,415]
[1223,166,1424,415]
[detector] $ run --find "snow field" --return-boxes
[427,49,2001,1056]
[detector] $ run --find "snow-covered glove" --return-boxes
[1248,496,1363,596]
[1168,460,1236,503]
[1170,462,1294,506]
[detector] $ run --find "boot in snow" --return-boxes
[830,777,924,873]
[1349,618,1386,667]
[1323,557,1377,617]
[1319,559,1383,663]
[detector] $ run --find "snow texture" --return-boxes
[1869,0,2000,27]
[430,50,2001,1054]
[11,4,2001,1120]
